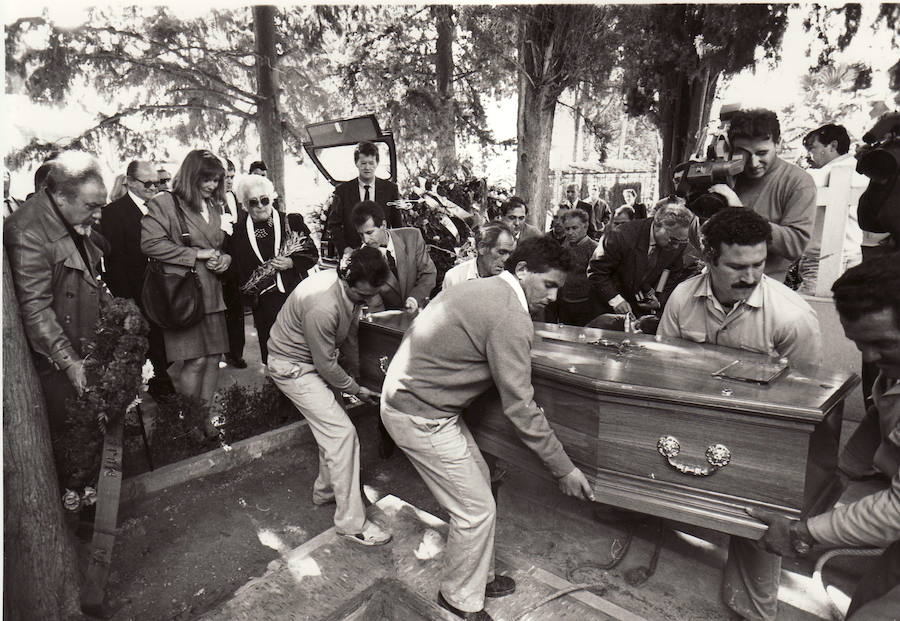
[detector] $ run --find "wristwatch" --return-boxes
[789,520,816,555]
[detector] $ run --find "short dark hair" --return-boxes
[475,220,513,250]
[126,160,141,178]
[832,253,900,327]
[34,162,54,191]
[803,124,851,155]
[700,207,772,263]
[728,108,781,144]
[505,235,571,275]
[500,196,528,216]
[340,246,389,288]
[354,141,380,163]
[562,209,588,225]
[350,200,385,228]
[226,158,235,172]
[249,160,267,173]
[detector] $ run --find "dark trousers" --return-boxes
[146,319,173,394]
[37,365,78,489]
[847,540,900,619]
[222,277,245,359]
[558,298,599,327]
[252,290,289,364]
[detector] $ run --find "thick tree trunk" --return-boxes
[516,80,557,230]
[433,5,457,175]
[3,254,82,620]
[253,5,286,206]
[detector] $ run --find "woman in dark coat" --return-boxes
[230,175,318,363]
[141,150,231,433]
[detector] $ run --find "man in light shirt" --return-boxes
[658,207,821,621]
[797,123,867,294]
[442,220,515,291]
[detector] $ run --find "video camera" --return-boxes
[856,111,900,237]
[673,104,747,221]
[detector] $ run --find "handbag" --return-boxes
[141,194,206,330]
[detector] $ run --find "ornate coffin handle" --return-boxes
[378,356,391,375]
[656,435,731,477]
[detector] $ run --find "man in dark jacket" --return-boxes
[326,141,402,256]
[100,160,173,395]
[5,150,111,478]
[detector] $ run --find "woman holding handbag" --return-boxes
[230,174,318,364]
[141,149,231,436]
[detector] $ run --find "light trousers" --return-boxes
[382,403,496,613]
[267,356,366,535]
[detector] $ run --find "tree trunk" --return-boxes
[3,254,82,620]
[433,5,457,175]
[253,5,286,206]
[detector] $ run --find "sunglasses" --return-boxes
[132,177,161,190]
[247,196,271,208]
[158,177,172,184]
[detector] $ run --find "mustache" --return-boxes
[732,282,757,289]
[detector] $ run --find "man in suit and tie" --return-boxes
[352,201,436,314]
[500,197,541,244]
[327,141,403,256]
[221,157,246,369]
[587,197,696,325]
[99,160,174,396]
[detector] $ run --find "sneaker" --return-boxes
[437,593,493,620]
[484,575,516,598]
[339,520,392,546]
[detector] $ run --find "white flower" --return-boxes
[141,360,155,384]
[63,489,82,511]
[82,486,97,506]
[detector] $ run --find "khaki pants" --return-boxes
[267,356,366,535]
[381,403,496,613]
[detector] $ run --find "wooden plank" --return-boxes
[527,565,648,621]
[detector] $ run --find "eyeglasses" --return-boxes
[247,196,271,208]
[131,177,161,190]
[158,177,172,185]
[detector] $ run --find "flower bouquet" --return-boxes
[240,228,316,295]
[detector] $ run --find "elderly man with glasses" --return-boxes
[99,159,174,397]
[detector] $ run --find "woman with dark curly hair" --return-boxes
[141,149,231,435]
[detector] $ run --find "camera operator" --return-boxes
[706,109,817,284]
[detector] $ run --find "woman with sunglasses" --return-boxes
[141,149,232,436]
[230,174,318,363]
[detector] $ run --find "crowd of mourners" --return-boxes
[3,107,898,620]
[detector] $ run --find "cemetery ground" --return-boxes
[102,326,862,621]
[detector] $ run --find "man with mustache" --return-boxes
[658,207,821,621]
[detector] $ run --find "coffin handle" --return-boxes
[656,435,731,477]
[378,355,391,375]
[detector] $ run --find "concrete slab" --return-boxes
[197,494,646,621]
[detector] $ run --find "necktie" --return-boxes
[364,185,371,202]
[385,249,399,280]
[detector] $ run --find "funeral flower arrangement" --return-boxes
[240,225,318,295]
[63,298,150,497]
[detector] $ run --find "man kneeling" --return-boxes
[381,236,595,620]
[267,247,391,546]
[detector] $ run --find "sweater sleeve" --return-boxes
[808,465,900,547]
[304,306,360,395]
[768,171,816,263]
[485,314,575,478]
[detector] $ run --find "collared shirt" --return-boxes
[379,232,396,259]
[808,373,900,547]
[658,271,821,366]
[498,269,528,313]
[442,257,481,291]
[128,190,148,216]
[358,178,375,204]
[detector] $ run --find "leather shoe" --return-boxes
[484,575,516,598]
[437,593,493,620]
[225,355,247,369]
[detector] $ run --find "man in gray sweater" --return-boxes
[381,236,595,620]
[267,247,391,546]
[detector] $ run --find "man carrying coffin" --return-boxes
[381,236,595,620]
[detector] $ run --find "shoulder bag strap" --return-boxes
[170,192,192,247]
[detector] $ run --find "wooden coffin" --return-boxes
[358,311,859,539]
